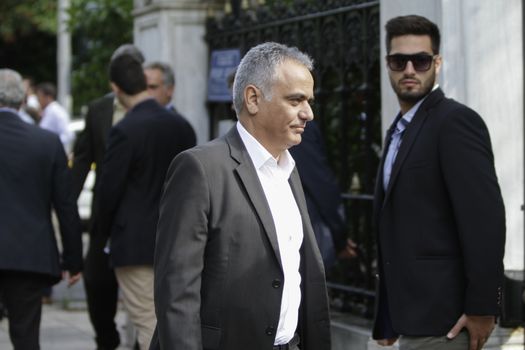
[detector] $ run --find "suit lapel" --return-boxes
[225,127,283,269]
[383,89,445,203]
[375,113,402,205]
[101,96,115,139]
[289,168,314,243]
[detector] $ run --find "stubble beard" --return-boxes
[391,72,436,106]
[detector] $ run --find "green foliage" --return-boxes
[0,0,57,83]
[0,0,57,41]
[69,0,133,115]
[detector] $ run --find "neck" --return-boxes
[239,118,283,159]
[120,91,150,110]
[399,100,415,115]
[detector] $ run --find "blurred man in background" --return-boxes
[0,68,83,349]
[71,44,145,350]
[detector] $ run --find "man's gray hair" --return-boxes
[0,69,25,109]
[144,61,175,87]
[110,44,145,64]
[232,42,314,114]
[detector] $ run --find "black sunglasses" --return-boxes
[386,54,437,72]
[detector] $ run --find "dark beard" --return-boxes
[390,71,436,106]
[393,79,435,105]
[397,89,430,104]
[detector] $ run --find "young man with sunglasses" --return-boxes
[373,15,505,350]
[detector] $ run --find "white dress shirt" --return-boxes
[236,122,303,345]
[40,101,73,152]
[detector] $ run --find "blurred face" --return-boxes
[35,90,51,109]
[247,60,314,158]
[144,68,173,106]
[387,34,441,113]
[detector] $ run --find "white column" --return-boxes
[57,0,72,114]
[133,0,209,144]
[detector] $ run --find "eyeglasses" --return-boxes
[386,54,437,72]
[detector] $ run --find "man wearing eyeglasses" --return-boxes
[373,15,505,350]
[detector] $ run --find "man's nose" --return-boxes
[404,60,417,74]
[300,102,314,121]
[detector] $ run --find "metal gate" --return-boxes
[206,0,381,318]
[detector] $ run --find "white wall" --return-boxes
[380,0,524,270]
[134,1,209,144]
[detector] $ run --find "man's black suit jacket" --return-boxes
[71,94,113,235]
[372,88,506,338]
[0,110,83,282]
[98,98,196,267]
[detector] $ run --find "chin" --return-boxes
[289,136,302,146]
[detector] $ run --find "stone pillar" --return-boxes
[57,0,72,114]
[133,0,209,144]
[380,0,524,272]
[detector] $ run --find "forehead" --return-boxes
[273,60,314,92]
[389,35,433,54]
[144,68,163,81]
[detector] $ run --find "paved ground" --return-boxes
[0,279,135,350]
[1,298,524,350]
[0,275,523,349]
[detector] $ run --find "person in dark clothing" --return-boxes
[98,52,196,350]
[0,68,83,350]
[373,15,505,350]
[71,43,145,350]
[289,120,357,269]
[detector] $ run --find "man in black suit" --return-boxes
[98,53,196,350]
[150,42,330,350]
[144,61,196,136]
[71,44,145,350]
[373,15,505,350]
[289,120,357,270]
[144,62,177,112]
[0,68,83,349]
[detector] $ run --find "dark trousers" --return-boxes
[0,270,50,350]
[84,232,120,349]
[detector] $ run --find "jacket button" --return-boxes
[272,279,281,288]
[265,326,275,336]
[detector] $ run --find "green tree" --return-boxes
[69,0,133,115]
[0,0,57,83]
[0,0,56,40]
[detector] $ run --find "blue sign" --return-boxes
[207,49,241,102]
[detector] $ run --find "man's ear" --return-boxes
[110,82,120,95]
[434,54,443,76]
[244,85,259,115]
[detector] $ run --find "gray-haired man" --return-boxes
[150,42,330,350]
[0,68,83,349]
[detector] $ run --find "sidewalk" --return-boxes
[1,278,523,349]
[0,279,134,350]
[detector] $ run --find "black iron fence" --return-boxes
[206,0,381,318]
